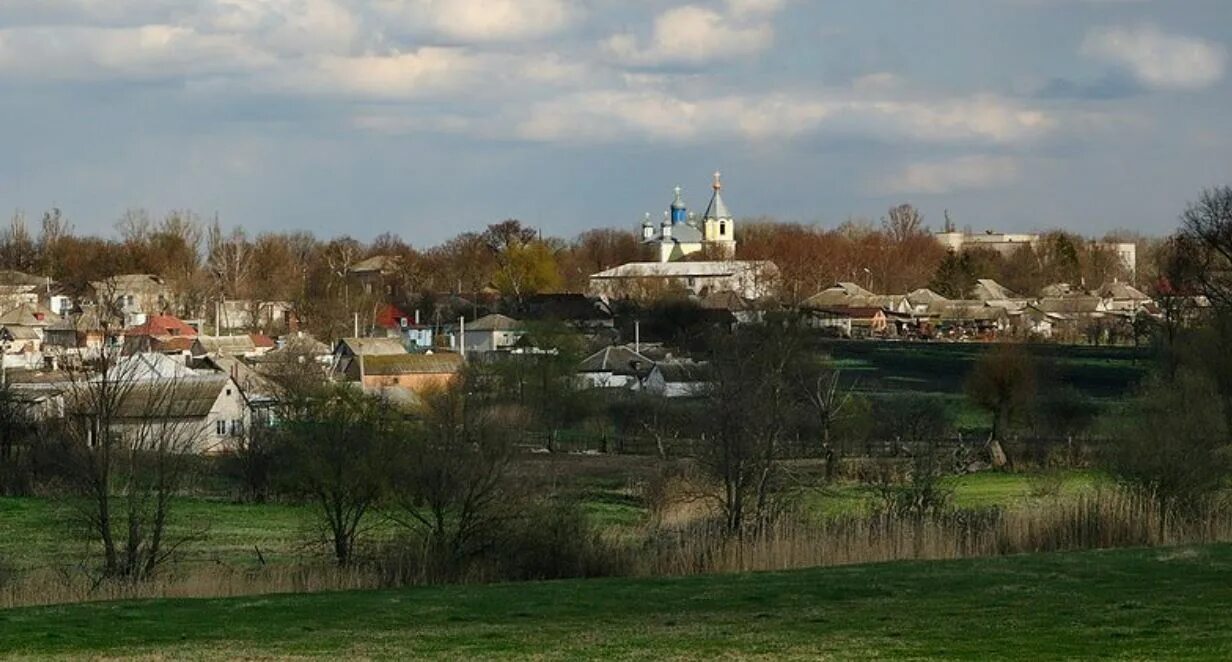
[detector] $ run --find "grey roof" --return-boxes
[1035,296,1104,315]
[466,314,523,332]
[578,346,654,375]
[702,189,731,221]
[193,335,258,356]
[0,270,48,287]
[906,288,949,306]
[1097,282,1151,301]
[971,279,1022,302]
[336,337,408,356]
[349,255,400,274]
[1,325,40,340]
[654,360,713,384]
[0,304,59,327]
[647,223,704,244]
[67,377,229,419]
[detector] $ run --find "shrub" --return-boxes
[1103,367,1232,505]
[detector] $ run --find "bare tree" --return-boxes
[1179,186,1232,312]
[48,349,208,580]
[387,378,516,576]
[279,384,399,565]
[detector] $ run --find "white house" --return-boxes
[644,360,712,398]
[460,314,526,353]
[577,345,655,390]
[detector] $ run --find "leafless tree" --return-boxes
[46,348,208,580]
[386,378,517,576]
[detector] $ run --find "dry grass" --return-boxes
[637,488,1232,577]
[3,487,1229,610]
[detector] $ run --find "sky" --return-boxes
[0,0,1230,244]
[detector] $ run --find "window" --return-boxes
[215,420,226,435]
[719,221,726,236]
[230,420,245,436]
[226,388,232,396]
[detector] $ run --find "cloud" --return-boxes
[0,25,271,81]
[1081,24,1227,90]
[604,4,777,67]
[879,156,1023,195]
[376,0,573,43]
[516,87,1053,146]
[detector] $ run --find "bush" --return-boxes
[1103,367,1232,505]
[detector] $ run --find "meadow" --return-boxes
[2,544,1231,659]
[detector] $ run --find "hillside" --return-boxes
[2,544,1231,659]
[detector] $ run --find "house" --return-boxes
[1022,305,1067,339]
[578,345,655,390]
[0,325,43,370]
[1096,282,1153,313]
[937,302,1010,335]
[348,255,403,297]
[339,352,464,395]
[644,360,712,398]
[370,304,434,348]
[89,274,172,326]
[934,229,1137,275]
[67,375,249,455]
[122,314,199,355]
[641,174,738,262]
[0,271,48,312]
[217,299,294,334]
[460,314,526,353]
[588,260,778,301]
[802,283,913,315]
[906,288,950,316]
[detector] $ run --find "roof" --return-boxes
[193,335,257,356]
[591,261,775,279]
[0,270,48,287]
[250,333,276,349]
[649,223,704,244]
[1040,283,1078,298]
[104,352,210,382]
[802,285,907,312]
[336,337,408,356]
[360,352,463,376]
[811,306,889,319]
[1035,296,1104,314]
[578,346,654,375]
[907,288,949,306]
[971,279,1022,302]
[125,315,198,339]
[206,355,280,401]
[271,333,330,356]
[1097,282,1151,301]
[1,325,40,340]
[68,377,229,419]
[939,303,1009,322]
[0,303,60,327]
[466,314,523,332]
[654,360,713,384]
[349,255,400,274]
[702,188,731,221]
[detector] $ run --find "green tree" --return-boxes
[966,344,1037,441]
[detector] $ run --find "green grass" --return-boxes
[2,544,1231,659]
[0,497,319,571]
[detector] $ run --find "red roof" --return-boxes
[375,304,410,329]
[125,314,199,339]
[249,332,276,349]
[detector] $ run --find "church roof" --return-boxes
[702,172,731,220]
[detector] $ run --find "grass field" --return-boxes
[1,544,1230,659]
[0,469,1103,572]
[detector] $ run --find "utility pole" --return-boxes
[459,316,466,359]
[634,319,640,354]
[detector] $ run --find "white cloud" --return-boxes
[517,88,1053,146]
[879,156,1022,195]
[0,25,271,80]
[1082,24,1227,90]
[604,4,777,66]
[376,0,572,43]
[281,48,484,99]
